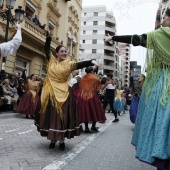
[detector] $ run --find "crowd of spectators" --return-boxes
[0,69,44,112]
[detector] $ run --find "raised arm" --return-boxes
[104,33,147,47]
[44,31,52,61]
[0,23,22,57]
[44,37,52,61]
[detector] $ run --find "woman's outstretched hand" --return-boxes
[46,30,52,37]
[91,60,102,69]
[104,33,113,43]
[15,22,21,30]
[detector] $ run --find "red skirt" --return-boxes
[16,91,39,116]
[76,94,106,123]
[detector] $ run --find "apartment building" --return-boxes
[119,43,131,88]
[80,6,119,80]
[129,61,141,90]
[0,0,82,77]
[130,61,141,82]
[155,0,170,29]
[161,0,170,19]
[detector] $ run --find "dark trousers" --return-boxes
[103,97,117,119]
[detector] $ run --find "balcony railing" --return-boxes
[25,17,46,40]
[104,53,114,56]
[105,45,114,51]
[24,17,59,48]
[104,55,114,61]
[106,14,115,24]
[105,26,116,33]
[103,65,114,71]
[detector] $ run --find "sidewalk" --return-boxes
[43,113,156,170]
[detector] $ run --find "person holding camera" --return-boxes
[16,71,40,119]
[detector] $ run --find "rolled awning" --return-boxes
[26,0,36,12]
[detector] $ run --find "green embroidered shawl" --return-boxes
[145,27,170,106]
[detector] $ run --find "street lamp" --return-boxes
[6,0,16,9]
[15,6,25,23]
[0,0,25,80]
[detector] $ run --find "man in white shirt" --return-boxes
[0,22,22,77]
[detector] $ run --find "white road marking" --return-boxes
[0,138,3,141]
[18,130,33,135]
[5,128,19,133]
[42,120,113,170]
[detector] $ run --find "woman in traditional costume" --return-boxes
[114,85,125,116]
[104,9,170,170]
[76,66,106,133]
[35,32,100,150]
[16,73,40,118]
[130,74,145,124]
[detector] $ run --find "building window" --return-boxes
[83,21,86,25]
[83,40,85,43]
[94,12,98,16]
[84,13,87,16]
[83,30,86,34]
[25,1,35,21]
[15,56,30,76]
[42,65,47,78]
[92,49,96,54]
[49,21,55,34]
[92,39,97,44]
[93,21,98,25]
[67,37,71,54]
[93,30,97,34]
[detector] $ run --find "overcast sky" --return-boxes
[82,0,160,72]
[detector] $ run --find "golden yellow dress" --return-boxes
[17,79,40,116]
[35,37,94,141]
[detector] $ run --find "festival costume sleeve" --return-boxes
[0,30,22,57]
[44,37,52,61]
[112,34,147,47]
[76,60,94,70]
[70,60,94,71]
